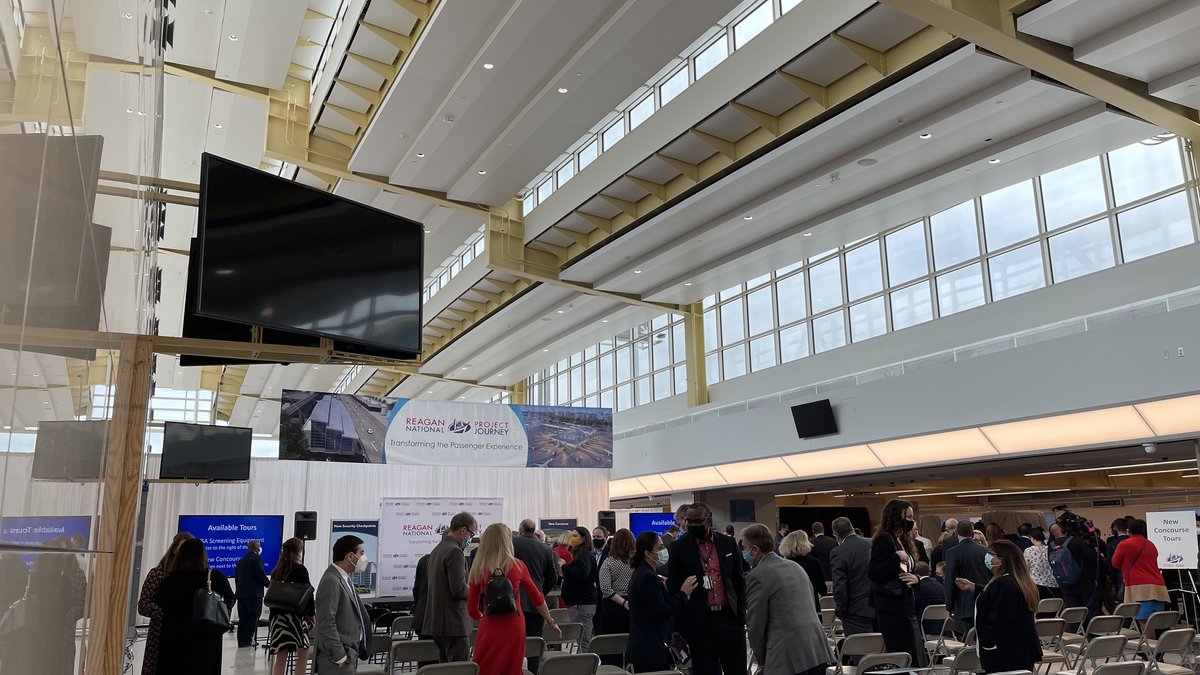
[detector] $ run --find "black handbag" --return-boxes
[264,580,314,615]
[191,568,232,633]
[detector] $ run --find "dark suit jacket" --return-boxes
[930,534,960,569]
[975,575,1041,673]
[915,576,945,634]
[667,531,745,640]
[944,539,990,619]
[425,535,471,638]
[868,534,916,615]
[626,561,687,671]
[512,534,558,612]
[829,534,873,621]
[234,552,270,599]
[411,554,429,636]
[811,535,838,580]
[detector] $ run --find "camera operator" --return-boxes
[1048,507,1101,623]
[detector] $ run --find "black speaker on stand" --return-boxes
[295,511,317,540]
[597,510,616,533]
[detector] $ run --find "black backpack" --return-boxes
[485,569,517,615]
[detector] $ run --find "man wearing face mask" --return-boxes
[668,502,747,675]
[425,512,477,663]
[314,536,370,675]
[744,524,831,675]
[944,520,990,632]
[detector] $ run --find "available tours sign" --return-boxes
[279,389,612,468]
[1147,511,1198,569]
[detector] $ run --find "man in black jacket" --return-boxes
[668,503,746,675]
[513,519,559,671]
[930,518,961,569]
[944,521,990,631]
[1050,522,1101,622]
[235,540,271,647]
[810,522,838,581]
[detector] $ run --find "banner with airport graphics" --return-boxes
[1148,511,1198,569]
[279,389,612,468]
[332,519,379,596]
[377,497,503,597]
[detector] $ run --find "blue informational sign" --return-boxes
[177,515,284,576]
[629,513,676,537]
[0,515,92,569]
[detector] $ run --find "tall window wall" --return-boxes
[519,136,1197,411]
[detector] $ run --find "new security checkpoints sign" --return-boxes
[278,390,612,598]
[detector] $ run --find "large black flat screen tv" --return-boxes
[32,420,108,481]
[196,153,423,352]
[160,422,252,482]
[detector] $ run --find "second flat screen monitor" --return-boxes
[196,154,423,353]
[160,422,252,482]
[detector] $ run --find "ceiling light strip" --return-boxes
[775,489,842,498]
[1025,459,1196,477]
[955,488,1070,498]
[1108,465,1197,478]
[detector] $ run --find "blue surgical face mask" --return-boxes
[742,551,754,567]
[657,549,669,566]
[984,552,995,570]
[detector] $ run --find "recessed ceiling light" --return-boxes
[123,12,133,19]
[542,349,549,352]
[228,34,238,41]
[557,87,569,94]
[423,229,431,233]
[742,216,753,221]
[311,366,318,370]
[416,153,425,158]
[495,373,502,377]
[203,8,213,14]
[477,170,487,175]
[556,310,565,314]
[988,158,1001,164]
[803,232,813,237]
[137,111,146,116]
[461,366,469,370]
[919,133,932,139]
[483,63,494,70]
[2,426,9,431]
[125,108,133,113]
[813,183,821,188]
[684,282,693,286]
[856,158,878,167]
[213,123,223,129]
[601,319,609,323]
[633,270,642,274]
[31,374,38,378]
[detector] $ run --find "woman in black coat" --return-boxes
[625,532,699,673]
[779,530,826,612]
[868,499,928,667]
[560,527,600,650]
[156,538,235,675]
[960,540,1042,674]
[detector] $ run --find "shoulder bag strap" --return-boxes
[206,568,212,593]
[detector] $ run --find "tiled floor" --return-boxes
[127,631,283,674]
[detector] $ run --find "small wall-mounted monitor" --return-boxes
[160,422,252,482]
[31,421,108,482]
[790,399,838,438]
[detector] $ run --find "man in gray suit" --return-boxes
[744,524,831,675]
[314,535,370,675]
[424,512,477,663]
[828,516,874,635]
[944,520,990,631]
[513,518,559,672]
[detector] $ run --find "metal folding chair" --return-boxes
[1054,636,1128,675]
[415,664,480,675]
[545,621,583,654]
[826,633,886,675]
[1062,616,1126,667]
[1138,626,1194,675]
[539,653,600,675]
[587,633,629,675]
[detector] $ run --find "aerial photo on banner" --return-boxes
[278,389,612,468]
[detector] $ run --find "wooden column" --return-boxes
[510,380,528,405]
[683,302,709,407]
[85,337,153,675]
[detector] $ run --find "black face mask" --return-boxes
[592,538,605,551]
[901,519,916,534]
[688,524,709,540]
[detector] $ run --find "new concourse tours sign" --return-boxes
[279,389,612,468]
[1147,511,1198,569]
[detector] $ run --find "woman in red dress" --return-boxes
[468,523,562,675]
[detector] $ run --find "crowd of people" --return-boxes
[132,500,1183,675]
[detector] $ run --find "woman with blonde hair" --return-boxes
[957,540,1041,673]
[779,530,825,610]
[468,523,561,675]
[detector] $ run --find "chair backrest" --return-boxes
[1079,636,1128,664]
[375,610,401,631]
[949,647,980,674]
[547,622,583,643]
[1085,615,1126,637]
[821,609,836,630]
[1035,618,1067,641]
[368,633,391,657]
[857,652,912,672]
[540,653,601,675]
[633,672,685,675]
[392,639,443,665]
[391,614,414,636]
[549,608,572,624]
[1038,598,1064,615]
[1090,662,1145,675]
[1112,603,1140,620]
[526,636,547,659]
[920,603,950,623]
[840,633,886,658]
[587,633,627,657]
[1059,606,1088,631]
[1151,628,1196,655]
[1143,610,1180,634]
[963,627,977,646]
[415,663,480,675]
[820,595,837,610]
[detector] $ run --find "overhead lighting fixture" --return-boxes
[802,232,813,237]
[1026,459,1195,477]
[982,406,1153,454]
[311,366,319,370]
[416,153,425,158]
[633,270,642,274]
[956,488,1070,498]
[1134,394,1200,435]
[988,158,1001,164]
[919,133,932,139]
[775,489,842,498]
[483,63,494,70]
[869,428,997,465]
[213,124,223,129]
[875,488,924,495]
[556,310,565,314]
[557,87,569,94]
[684,282,693,286]
[542,348,549,352]
[228,34,238,41]
[1109,466,1197,478]
[1182,473,1199,479]
[423,229,431,233]
[123,12,133,19]
[477,170,487,175]
[125,108,133,113]
[495,373,502,378]
[1,426,9,430]
[915,487,1003,498]
[742,216,754,221]
[601,319,609,323]
[714,457,795,484]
